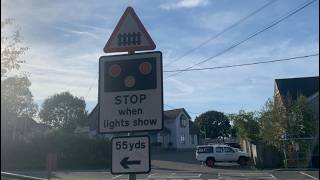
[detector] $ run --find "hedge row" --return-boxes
[1,131,111,170]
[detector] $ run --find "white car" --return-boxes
[195,144,250,167]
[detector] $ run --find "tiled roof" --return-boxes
[164,108,191,120]
[275,76,319,100]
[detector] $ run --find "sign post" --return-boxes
[99,6,161,179]
[111,136,150,174]
[99,51,163,134]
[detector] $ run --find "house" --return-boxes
[243,76,319,168]
[274,76,319,137]
[274,76,319,167]
[78,105,113,139]
[274,76,319,108]
[81,105,199,149]
[149,108,198,149]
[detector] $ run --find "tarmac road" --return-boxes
[5,150,319,180]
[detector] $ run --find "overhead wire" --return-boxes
[164,53,319,73]
[166,0,317,78]
[163,0,278,68]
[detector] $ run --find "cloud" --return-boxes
[198,11,241,32]
[160,0,209,10]
[162,39,319,118]
[55,27,99,39]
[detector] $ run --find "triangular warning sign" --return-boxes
[104,7,156,53]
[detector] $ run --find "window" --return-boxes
[180,114,187,128]
[197,147,213,153]
[180,134,185,144]
[224,147,235,153]
[216,147,224,153]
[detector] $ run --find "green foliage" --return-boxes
[259,98,286,148]
[1,130,111,170]
[1,76,37,118]
[1,76,38,141]
[194,110,231,139]
[40,92,88,132]
[1,18,28,77]
[287,96,316,138]
[259,96,316,149]
[229,110,260,143]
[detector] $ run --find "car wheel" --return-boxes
[206,158,215,167]
[238,157,247,166]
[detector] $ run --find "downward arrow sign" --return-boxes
[120,157,141,169]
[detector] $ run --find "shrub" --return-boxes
[1,130,111,170]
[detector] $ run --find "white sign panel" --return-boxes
[104,7,156,53]
[111,136,150,174]
[98,51,163,133]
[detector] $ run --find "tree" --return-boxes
[229,110,260,143]
[1,76,38,140]
[259,95,316,148]
[194,111,231,139]
[286,95,316,138]
[1,18,28,77]
[259,98,286,148]
[40,92,88,132]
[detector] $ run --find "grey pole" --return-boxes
[128,50,136,180]
[127,132,136,180]
[129,174,136,180]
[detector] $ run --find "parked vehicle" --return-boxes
[195,144,250,167]
[225,142,241,149]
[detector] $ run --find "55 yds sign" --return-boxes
[99,51,163,133]
[111,136,150,174]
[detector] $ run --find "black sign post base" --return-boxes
[129,174,136,180]
[128,126,136,180]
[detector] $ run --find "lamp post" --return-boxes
[200,127,206,144]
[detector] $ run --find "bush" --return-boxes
[1,130,111,170]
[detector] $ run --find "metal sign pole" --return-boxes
[128,132,136,180]
[127,132,136,180]
[128,50,136,180]
[129,174,136,180]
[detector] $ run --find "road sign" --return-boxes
[111,136,150,174]
[98,51,163,133]
[104,7,156,53]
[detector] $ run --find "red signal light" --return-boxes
[139,62,152,75]
[109,64,121,78]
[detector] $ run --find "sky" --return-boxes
[2,0,319,119]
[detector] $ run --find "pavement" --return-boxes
[6,150,319,180]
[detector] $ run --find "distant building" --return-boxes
[80,105,198,149]
[149,108,198,149]
[274,76,319,168]
[274,76,319,108]
[274,76,319,136]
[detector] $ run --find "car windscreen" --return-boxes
[197,146,213,153]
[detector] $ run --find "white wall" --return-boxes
[175,112,191,149]
[162,111,198,149]
[189,134,198,148]
[164,118,177,148]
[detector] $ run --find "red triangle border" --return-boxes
[104,7,156,53]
